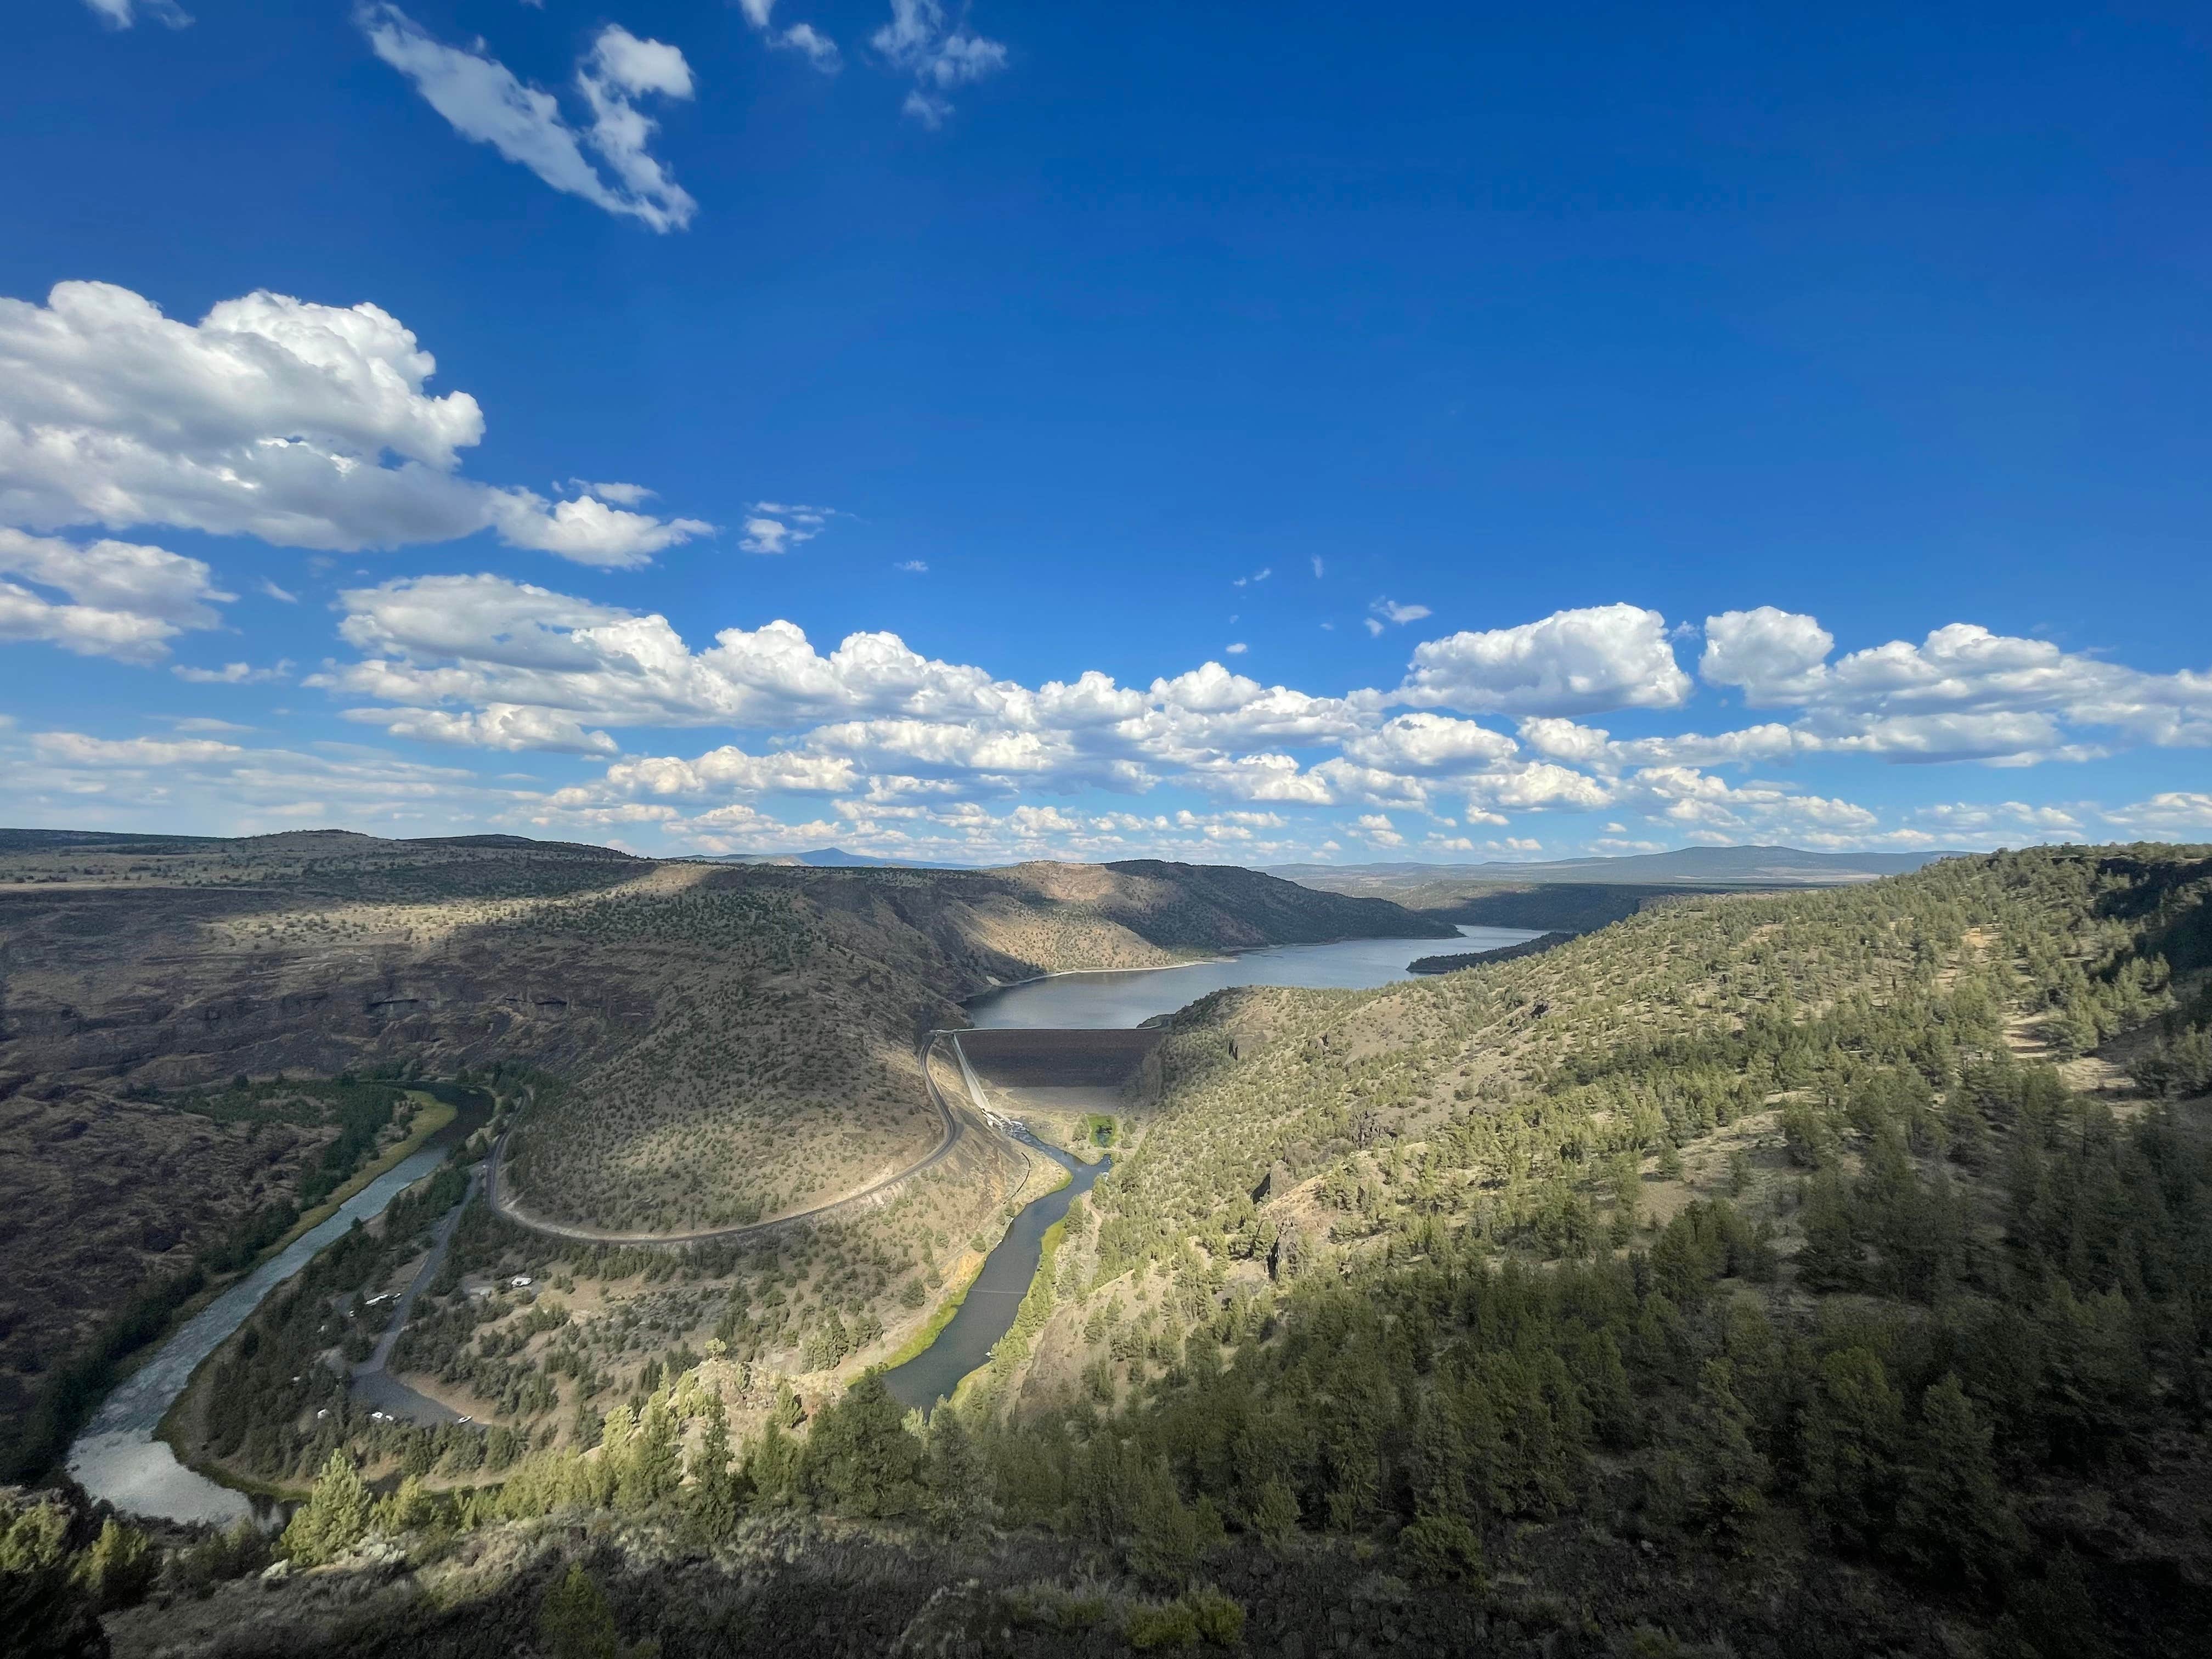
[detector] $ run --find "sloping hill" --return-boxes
[970,842,2212,1654]
[73,843,2212,1659]
[1099,859,1455,947]
[0,832,1448,1432]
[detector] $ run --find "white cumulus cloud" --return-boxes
[0,527,231,664]
[737,1,843,70]
[265,573,2212,860]
[1701,608,2212,759]
[0,280,707,566]
[1400,603,1692,716]
[874,0,1007,126]
[2100,793,2212,836]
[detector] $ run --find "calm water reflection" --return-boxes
[964,925,1542,1030]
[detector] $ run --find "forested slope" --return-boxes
[47,843,2212,1659]
[959,843,2212,1654]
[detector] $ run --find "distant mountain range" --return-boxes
[1268,845,1965,889]
[1,827,1962,887]
[687,847,932,869]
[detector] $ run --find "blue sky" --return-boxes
[1,0,2208,865]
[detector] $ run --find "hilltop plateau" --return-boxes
[1279,844,1969,933]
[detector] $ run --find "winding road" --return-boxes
[352,1034,1003,1419]
[482,1031,982,1249]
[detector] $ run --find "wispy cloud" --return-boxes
[872,0,1007,127]
[358,7,697,232]
[173,659,293,685]
[737,1,842,71]
[1368,597,1432,633]
[82,0,191,29]
[740,502,837,555]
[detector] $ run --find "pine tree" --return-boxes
[770,1379,805,1429]
[539,1564,650,1659]
[687,1398,743,1542]
[1889,1373,2026,1587]
[1127,1461,1220,1588]
[1798,1346,1902,1550]
[747,1419,803,1504]
[1,1497,104,1658]
[618,1395,680,1513]
[283,1451,373,1566]
[1647,1358,1769,1547]
[376,1474,435,1535]
[799,1373,924,1517]
[1248,1476,1300,1546]
[1406,1390,1469,1521]
[922,1406,986,1527]
[1793,1174,1860,1291]
[75,1517,155,1611]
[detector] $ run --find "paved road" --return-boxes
[481,1032,975,1249]
[347,1162,483,1426]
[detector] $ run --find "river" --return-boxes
[69,930,1536,1517]
[884,926,1541,1408]
[881,1127,1106,1411]
[65,1087,489,1526]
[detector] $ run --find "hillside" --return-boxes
[963,842,2212,1653]
[0,832,1444,1477]
[30,842,2209,1659]
[1334,878,1698,933]
[1281,844,1971,934]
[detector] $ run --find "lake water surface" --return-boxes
[964,924,1544,1029]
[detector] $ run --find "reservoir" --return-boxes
[887,926,1542,1407]
[966,924,1543,1029]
